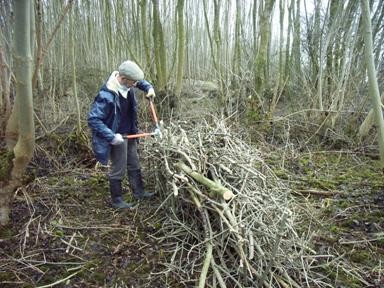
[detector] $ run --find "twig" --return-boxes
[294,189,346,196]
[189,189,213,288]
[35,269,82,288]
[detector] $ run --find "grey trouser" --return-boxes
[109,139,140,180]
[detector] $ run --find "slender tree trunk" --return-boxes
[152,0,167,91]
[254,0,275,95]
[0,46,11,139]
[359,92,384,138]
[278,0,285,88]
[34,0,44,93]
[233,0,241,78]
[152,0,162,86]
[202,0,217,73]
[326,2,359,128]
[174,0,185,101]
[103,1,112,69]
[324,0,338,101]
[140,0,154,78]
[360,0,384,163]
[315,0,334,111]
[311,0,321,93]
[213,0,225,113]
[1,0,35,226]
[70,5,81,133]
[284,1,292,84]
[292,0,301,81]
[32,0,74,90]
[213,0,221,73]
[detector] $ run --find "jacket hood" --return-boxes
[102,71,130,98]
[105,71,120,94]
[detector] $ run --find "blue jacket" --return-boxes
[88,74,153,165]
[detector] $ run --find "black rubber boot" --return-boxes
[109,179,133,209]
[128,169,155,199]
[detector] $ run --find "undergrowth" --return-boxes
[1,112,384,287]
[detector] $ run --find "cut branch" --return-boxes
[176,161,234,200]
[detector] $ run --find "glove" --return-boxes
[146,88,156,99]
[111,133,124,145]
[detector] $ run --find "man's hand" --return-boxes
[146,88,156,99]
[111,133,124,145]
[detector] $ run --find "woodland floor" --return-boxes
[1,97,384,287]
[265,148,384,288]
[1,133,384,287]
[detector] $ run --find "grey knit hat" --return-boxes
[118,60,144,81]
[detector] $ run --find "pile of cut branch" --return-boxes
[145,119,322,287]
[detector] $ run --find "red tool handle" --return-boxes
[124,132,154,139]
[148,99,159,125]
[125,97,159,139]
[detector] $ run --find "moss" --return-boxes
[292,152,383,198]
[349,250,371,265]
[322,264,363,288]
[337,200,350,209]
[307,176,337,190]
[127,262,139,271]
[339,218,359,229]
[46,177,59,185]
[376,238,384,247]
[329,225,341,234]
[322,204,337,216]
[140,263,151,273]
[246,109,262,122]
[0,149,14,181]
[0,272,15,282]
[273,168,289,180]
[90,270,107,283]
[0,226,14,239]
[298,156,311,166]
[86,176,108,195]
[153,222,162,229]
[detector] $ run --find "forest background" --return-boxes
[0,0,384,287]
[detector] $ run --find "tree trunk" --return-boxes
[358,92,384,138]
[360,0,384,164]
[70,4,81,133]
[0,46,11,139]
[174,0,185,103]
[254,0,275,96]
[311,0,321,94]
[140,0,154,78]
[278,0,285,88]
[233,0,241,78]
[202,0,217,74]
[325,1,359,129]
[1,0,35,226]
[152,0,167,91]
[292,0,301,82]
[324,0,338,100]
[284,0,292,87]
[32,0,74,90]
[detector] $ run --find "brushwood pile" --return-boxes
[145,119,316,287]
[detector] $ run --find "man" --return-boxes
[88,60,155,209]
